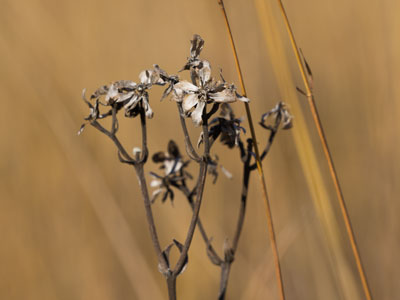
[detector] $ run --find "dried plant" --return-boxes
[79,34,292,299]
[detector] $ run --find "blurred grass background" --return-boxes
[1,0,399,299]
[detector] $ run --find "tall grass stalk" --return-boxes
[254,0,360,298]
[218,1,286,299]
[275,1,373,299]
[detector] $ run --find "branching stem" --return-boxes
[135,163,168,270]
[172,111,210,276]
[90,110,169,275]
[177,103,202,162]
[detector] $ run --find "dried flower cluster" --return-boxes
[79,35,250,136]
[79,34,292,300]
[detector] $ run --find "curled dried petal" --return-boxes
[236,93,250,102]
[191,101,205,127]
[91,85,108,100]
[260,102,293,130]
[173,81,199,100]
[221,165,233,179]
[167,140,180,158]
[197,131,204,149]
[282,108,293,129]
[143,96,154,119]
[182,94,199,114]
[209,85,237,103]
[150,179,162,188]
[77,123,86,136]
[152,151,167,163]
[164,159,183,175]
[190,34,204,59]
[198,60,211,85]
[124,94,139,108]
[114,80,137,90]
[105,84,119,104]
[139,70,153,85]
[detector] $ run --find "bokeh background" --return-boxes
[1,0,399,299]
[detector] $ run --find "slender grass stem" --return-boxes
[276,1,373,299]
[217,1,286,299]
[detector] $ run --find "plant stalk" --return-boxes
[134,164,167,269]
[218,1,286,299]
[166,276,177,300]
[172,107,210,279]
[276,1,373,299]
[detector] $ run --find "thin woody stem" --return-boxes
[180,135,279,300]
[134,163,168,271]
[276,1,373,299]
[177,103,202,162]
[218,263,232,300]
[136,162,176,300]
[110,105,118,135]
[166,276,177,300]
[138,107,149,163]
[90,110,172,297]
[179,185,222,263]
[220,129,279,299]
[218,142,252,300]
[90,114,168,274]
[172,160,207,276]
[232,140,253,252]
[133,110,168,271]
[172,113,210,276]
[252,115,281,171]
[218,1,286,299]
[90,120,133,161]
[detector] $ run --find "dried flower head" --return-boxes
[150,141,191,204]
[78,89,113,135]
[260,102,293,131]
[197,103,245,148]
[171,35,249,126]
[180,34,206,85]
[81,65,171,129]
[154,64,180,101]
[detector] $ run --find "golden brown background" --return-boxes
[1,0,398,299]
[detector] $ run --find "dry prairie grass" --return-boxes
[1,0,399,299]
